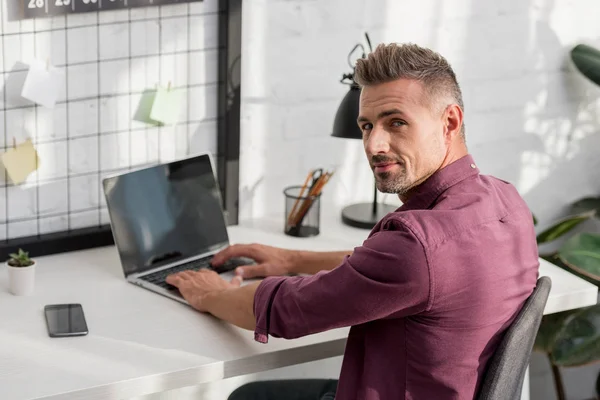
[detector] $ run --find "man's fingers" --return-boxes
[178,270,196,279]
[211,244,257,266]
[166,269,197,284]
[165,273,183,286]
[230,275,242,287]
[235,263,268,279]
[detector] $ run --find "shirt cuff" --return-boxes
[253,276,287,344]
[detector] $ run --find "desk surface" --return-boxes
[0,215,597,400]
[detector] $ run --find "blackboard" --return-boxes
[23,0,203,19]
[1,0,242,260]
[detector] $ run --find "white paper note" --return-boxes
[21,60,65,109]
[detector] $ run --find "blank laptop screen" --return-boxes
[103,154,229,276]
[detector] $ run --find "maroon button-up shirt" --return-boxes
[253,154,539,399]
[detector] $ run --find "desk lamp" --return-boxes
[331,33,397,229]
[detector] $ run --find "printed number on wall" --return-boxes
[82,0,98,3]
[55,0,71,5]
[28,0,44,8]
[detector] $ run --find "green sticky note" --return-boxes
[133,89,159,125]
[149,86,183,125]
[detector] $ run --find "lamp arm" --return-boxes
[372,180,378,215]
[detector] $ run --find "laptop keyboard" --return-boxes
[138,255,254,291]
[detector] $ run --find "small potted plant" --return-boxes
[6,248,36,296]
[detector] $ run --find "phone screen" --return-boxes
[44,304,89,337]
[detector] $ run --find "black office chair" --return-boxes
[477,276,552,400]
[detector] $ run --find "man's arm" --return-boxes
[290,250,352,275]
[169,219,430,343]
[166,247,351,329]
[203,282,260,330]
[167,248,352,330]
[210,243,352,278]
[251,221,430,342]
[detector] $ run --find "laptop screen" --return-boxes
[102,154,230,276]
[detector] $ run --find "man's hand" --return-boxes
[210,243,299,279]
[166,270,242,312]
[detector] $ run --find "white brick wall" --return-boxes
[238,0,600,230]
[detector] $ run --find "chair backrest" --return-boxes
[477,276,552,400]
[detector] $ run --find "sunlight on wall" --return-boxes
[516,0,600,215]
[517,151,552,196]
[548,0,600,43]
[382,0,436,45]
[238,1,268,220]
[334,138,369,206]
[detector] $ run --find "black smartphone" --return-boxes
[44,303,89,337]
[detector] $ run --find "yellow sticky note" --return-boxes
[149,86,183,125]
[1,139,40,185]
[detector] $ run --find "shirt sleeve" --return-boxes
[253,218,431,343]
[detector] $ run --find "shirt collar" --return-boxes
[398,154,480,211]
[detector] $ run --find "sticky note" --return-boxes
[21,59,65,109]
[1,139,40,185]
[133,89,159,126]
[149,85,183,125]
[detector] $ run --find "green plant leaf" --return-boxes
[571,44,600,87]
[535,308,579,353]
[551,304,600,367]
[536,210,596,244]
[558,233,600,283]
[571,197,600,216]
[533,213,538,226]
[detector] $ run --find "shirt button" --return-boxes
[470,164,476,168]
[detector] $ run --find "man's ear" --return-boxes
[443,104,463,141]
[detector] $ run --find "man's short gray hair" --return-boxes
[354,43,465,139]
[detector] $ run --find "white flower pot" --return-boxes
[6,261,36,296]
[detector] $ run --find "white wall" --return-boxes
[136,0,600,399]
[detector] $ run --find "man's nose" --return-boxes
[365,127,390,155]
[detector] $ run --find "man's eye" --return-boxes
[362,123,373,130]
[391,120,406,127]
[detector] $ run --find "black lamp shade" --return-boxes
[331,84,362,139]
[571,44,600,87]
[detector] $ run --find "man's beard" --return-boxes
[370,154,411,195]
[375,169,412,195]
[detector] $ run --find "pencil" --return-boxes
[291,171,333,226]
[287,169,313,226]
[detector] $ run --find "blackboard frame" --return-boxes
[22,0,205,19]
[0,0,242,259]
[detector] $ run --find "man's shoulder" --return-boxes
[384,174,532,247]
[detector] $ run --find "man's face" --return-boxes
[357,79,448,196]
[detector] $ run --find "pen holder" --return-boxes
[284,185,321,237]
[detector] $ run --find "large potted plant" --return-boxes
[533,199,600,400]
[532,42,600,400]
[6,248,36,296]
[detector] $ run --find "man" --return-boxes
[166,43,540,399]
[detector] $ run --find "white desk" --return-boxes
[0,215,597,400]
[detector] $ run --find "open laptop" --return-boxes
[102,153,254,305]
